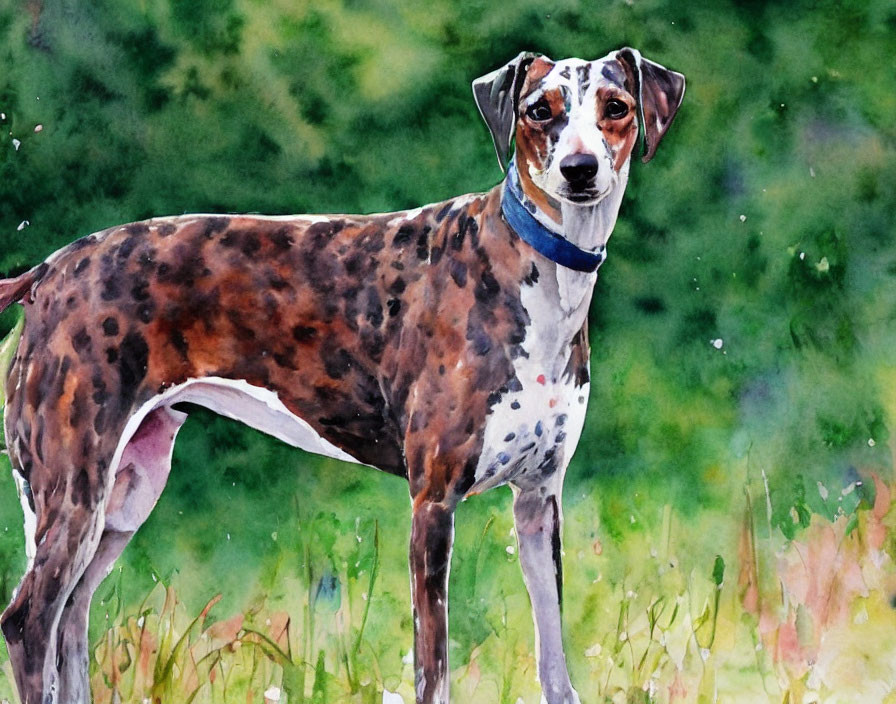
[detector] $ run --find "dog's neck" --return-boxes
[504,159,630,319]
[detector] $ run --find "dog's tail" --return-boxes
[0,264,47,313]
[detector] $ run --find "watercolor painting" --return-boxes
[0,1,894,703]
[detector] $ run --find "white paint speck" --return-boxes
[226,533,231,540]
[33,124,42,133]
[584,643,602,657]
[799,251,806,260]
[868,438,876,447]
[264,685,281,702]
[700,647,711,661]
[505,545,515,555]
[16,220,29,231]
[12,138,21,150]
[711,338,723,350]
[402,648,414,665]
[739,214,746,222]
[817,481,829,501]
[382,690,404,704]
[816,257,829,273]
[809,166,816,178]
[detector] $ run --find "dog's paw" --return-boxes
[540,687,581,704]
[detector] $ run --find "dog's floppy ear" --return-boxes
[616,48,685,163]
[472,51,539,173]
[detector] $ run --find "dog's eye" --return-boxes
[605,99,629,119]
[526,100,553,122]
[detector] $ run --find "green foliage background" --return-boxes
[0,0,895,701]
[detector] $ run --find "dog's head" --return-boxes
[473,48,685,209]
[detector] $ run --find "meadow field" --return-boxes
[1,0,895,701]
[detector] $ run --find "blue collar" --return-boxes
[501,161,605,273]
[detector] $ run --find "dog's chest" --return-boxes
[470,278,591,492]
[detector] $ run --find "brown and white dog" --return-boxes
[0,48,683,704]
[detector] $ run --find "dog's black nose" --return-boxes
[559,153,599,184]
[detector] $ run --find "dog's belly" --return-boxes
[110,376,365,481]
[470,372,590,493]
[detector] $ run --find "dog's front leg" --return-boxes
[512,482,581,704]
[409,499,455,704]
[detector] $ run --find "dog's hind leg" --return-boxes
[511,480,581,704]
[1,488,105,704]
[55,405,187,703]
[1,405,186,704]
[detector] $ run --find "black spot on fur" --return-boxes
[131,278,151,301]
[72,468,92,507]
[475,269,501,304]
[416,229,431,261]
[539,447,558,477]
[94,405,108,434]
[72,328,92,355]
[273,350,298,370]
[158,222,176,237]
[435,202,453,221]
[466,319,492,355]
[126,223,149,237]
[365,287,383,327]
[242,233,261,257]
[119,331,149,402]
[393,224,416,248]
[170,330,189,360]
[137,301,155,324]
[322,345,356,380]
[523,263,540,285]
[387,298,401,316]
[118,234,140,261]
[549,495,562,604]
[69,384,89,427]
[73,257,91,277]
[269,227,294,251]
[449,260,467,288]
[99,257,122,300]
[203,217,230,238]
[292,325,317,343]
[360,328,385,363]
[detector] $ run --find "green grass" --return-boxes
[1,456,888,704]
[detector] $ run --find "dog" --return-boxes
[0,47,683,704]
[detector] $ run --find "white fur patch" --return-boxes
[107,377,365,510]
